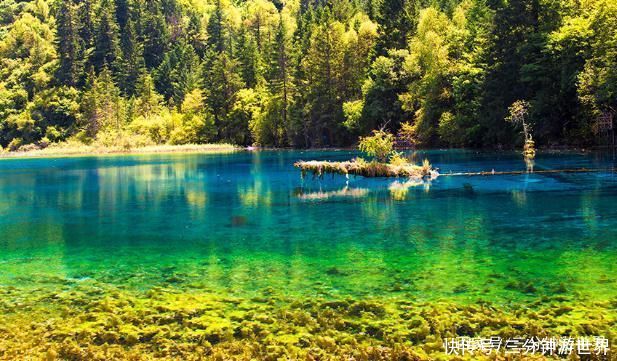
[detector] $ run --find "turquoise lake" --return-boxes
[1,149,616,305]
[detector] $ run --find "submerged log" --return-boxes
[442,168,612,177]
[294,160,437,179]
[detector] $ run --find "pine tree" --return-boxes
[375,0,414,53]
[301,16,347,146]
[135,70,163,117]
[81,67,123,136]
[56,1,82,86]
[266,16,292,145]
[78,0,96,60]
[118,17,144,95]
[115,0,130,30]
[236,29,261,88]
[93,0,121,73]
[141,3,170,69]
[154,41,201,105]
[207,0,226,54]
[203,52,245,140]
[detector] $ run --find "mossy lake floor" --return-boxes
[1,276,615,360]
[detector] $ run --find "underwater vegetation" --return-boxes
[0,275,615,361]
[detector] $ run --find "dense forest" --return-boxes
[0,0,615,150]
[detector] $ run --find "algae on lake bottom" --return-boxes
[1,276,615,360]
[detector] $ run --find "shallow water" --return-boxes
[0,150,616,358]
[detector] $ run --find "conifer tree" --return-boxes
[141,3,170,69]
[93,0,121,73]
[207,0,226,54]
[56,1,82,86]
[266,16,292,145]
[118,17,144,95]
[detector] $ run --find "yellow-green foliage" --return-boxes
[398,121,417,145]
[342,99,364,130]
[129,111,175,145]
[389,151,409,167]
[358,130,394,162]
[170,89,216,145]
[524,138,536,159]
[421,158,432,174]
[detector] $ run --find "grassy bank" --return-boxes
[0,142,239,159]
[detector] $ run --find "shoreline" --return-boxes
[0,144,240,160]
[0,144,606,160]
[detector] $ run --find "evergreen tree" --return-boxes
[93,0,121,73]
[236,29,261,88]
[207,0,226,54]
[375,0,414,53]
[115,0,130,30]
[301,16,347,146]
[154,41,201,105]
[81,67,123,137]
[479,0,540,145]
[56,1,82,86]
[265,16,293,145]
[203,52,245,140]
[0,0,614,149]
[118,17,144,95]
[134,69,163,117]
[141,4,170,69]
[78,0,96,69]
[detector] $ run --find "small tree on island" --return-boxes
[506,100,535,159]
[358,129,394,163]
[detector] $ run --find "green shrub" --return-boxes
[358,129,394,162]
[129,111,173,144]
[342,100,364,131]
[8,138,23,151]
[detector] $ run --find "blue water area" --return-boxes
[0,150,616,304]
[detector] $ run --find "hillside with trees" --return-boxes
[0,0,615,151]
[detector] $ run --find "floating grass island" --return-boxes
[295,130,439,180]
[295,158,438,179]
